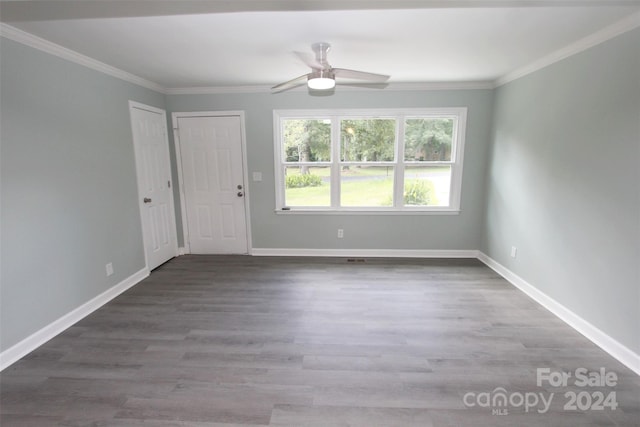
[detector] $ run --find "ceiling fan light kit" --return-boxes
[307,77,335,90]
[307,70,336,90]
[272,42,389,93]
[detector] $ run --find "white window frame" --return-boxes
[273,108,467,214]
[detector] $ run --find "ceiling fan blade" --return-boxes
[333,68,390,82]
[293,51,324,70]
[271,74,310,93]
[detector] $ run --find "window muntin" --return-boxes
[274,108,466,212]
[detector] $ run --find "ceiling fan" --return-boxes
[272,42,390,92]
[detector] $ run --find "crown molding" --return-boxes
[0,23,166,94]
[495,10,640,87]
[165,85,274,95]
[165,81,494,95]
[385,81,495,91]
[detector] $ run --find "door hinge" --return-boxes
[168,180,171,188]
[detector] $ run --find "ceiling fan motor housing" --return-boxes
[311,42,332,67]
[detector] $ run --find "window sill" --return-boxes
[275,209,460,215]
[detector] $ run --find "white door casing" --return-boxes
[129,102,177,270]
[174,113,249,254]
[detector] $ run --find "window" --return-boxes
[274,108,467,213]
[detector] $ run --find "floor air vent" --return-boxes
[346,258,366,263]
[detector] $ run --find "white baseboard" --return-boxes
[251,248,479,258]
[0,267,149,371]
[177,247,187,256]
[477,252,640,376]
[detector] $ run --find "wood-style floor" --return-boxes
[1,255,638,426]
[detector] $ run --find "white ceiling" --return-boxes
[2,1,639,91]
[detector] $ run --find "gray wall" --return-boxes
[0,39,165,351]
[166,89,494,250]
[482,28,640,354]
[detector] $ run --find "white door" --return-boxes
[176,115,248,254]
[129,102,177,270]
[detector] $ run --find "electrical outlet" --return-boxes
[106,262,114,276]
[252,171,262,182]
[337,229,344,238]
[510,246,518,258]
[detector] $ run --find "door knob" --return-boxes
[237,192,243,197]
[143,197,152,203]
